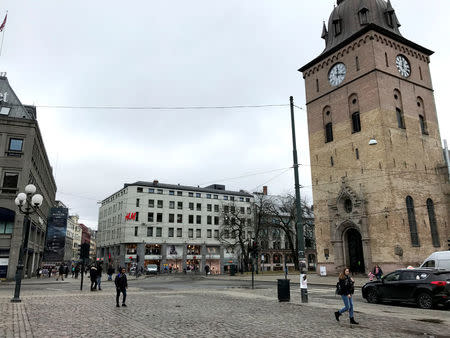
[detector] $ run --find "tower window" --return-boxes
[352,112,361,133]
[333,20,342,36]
[330,156,334,167]
[355,148,359,160]
[419,66,423,80]
[419,115,427,135]
[417,97,428,135]
[406,196,420,246]
[427,199,440,247]
[325,123,333,143]
[355,56,360,71]
[359,8,369,25]
[316,79,319,92]
[394,89,405,129]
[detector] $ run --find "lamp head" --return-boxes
[31,194,44,208]
[369,138,378,146]
[25,184,37,194]
[17,192,27,203]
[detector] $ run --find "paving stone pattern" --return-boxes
[0,287,449,337]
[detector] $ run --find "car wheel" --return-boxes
[366,288,379,304]
[416,292,433,309]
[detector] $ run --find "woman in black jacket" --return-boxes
[335,267,359,325]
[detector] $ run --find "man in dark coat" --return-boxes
[114,267,128,307]
[107,265,114,281]
[57,264,65,281]
[90,265,98,291]
[96,263,103,291]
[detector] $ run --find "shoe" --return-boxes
[350,318,359,325]
[334,311,341,322]
[122,304,127,307]
[116,304,120,308]
[98,288,102,291]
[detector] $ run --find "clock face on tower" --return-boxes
[328,63,347,87]
[396,55,411,78]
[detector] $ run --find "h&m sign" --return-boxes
[125,213,136,221]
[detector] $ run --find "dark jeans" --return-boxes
[91,279,97,290]
[116,288,126,305]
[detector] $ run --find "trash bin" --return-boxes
[277,279,290,302]
[230,265,235,276]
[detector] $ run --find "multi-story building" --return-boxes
[0,74,57,279]
[299,0,450,274]
[97,180,254,274]
[89,229,97,262]
[69,215,82,261]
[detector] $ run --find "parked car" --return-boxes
[420,251,450,270]
[362,268,450,309]
[146,264,158,275]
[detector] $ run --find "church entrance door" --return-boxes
[346,228,365,273]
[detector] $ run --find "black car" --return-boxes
[362,268,450,309]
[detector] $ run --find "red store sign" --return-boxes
[125,213,136,221]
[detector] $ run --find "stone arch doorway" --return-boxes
[345,228,365,273]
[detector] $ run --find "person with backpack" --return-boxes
[335,267,359,325]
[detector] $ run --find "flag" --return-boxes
[0,13,7,32]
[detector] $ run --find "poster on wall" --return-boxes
[43,207,68,263]
[166,245,182,259]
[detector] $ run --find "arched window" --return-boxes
[417,97,428,135]
[394,89,405,129]
[426,199,440,247]
[323,106,333,143]
[406,196,419,246]
[349,94,361,133]
[359,7,369,25]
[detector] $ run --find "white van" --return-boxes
[420,251,450,270]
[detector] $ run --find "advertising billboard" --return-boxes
[43,207,68,263]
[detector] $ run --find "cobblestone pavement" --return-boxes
[0,281,449,338]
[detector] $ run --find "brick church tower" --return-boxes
[299,0,449,274]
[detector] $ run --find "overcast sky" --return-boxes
[1,0,449,229]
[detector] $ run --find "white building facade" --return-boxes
[97,181,254,274]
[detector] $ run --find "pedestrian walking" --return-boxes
[115,268,128,307]
[96,263,103,290]
[71,265,75,278]
[56,264,65,281]
[335,267,359,325]
[107,265,114,281]
[90,265,98,291]
[75,265,80,279]
[64,264,69,278]
[48,266,52,278]
[372,265,383,281]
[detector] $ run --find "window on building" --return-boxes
[224,196,229,200]
[177,202,183,210]
[207,216,212,225]
[240,207,245,214]
[213,205,219,212]
[196,193,201,198]
[406,196,420,246]
[156,227,162,237]
[169,214,175,223]
[247,219,252,227]
[206,194,211,199]
[330,156,334,167]
[147,227,153,237]
[169,190,175,195]
[168,228,174,237]
[207,229,212,238]
[169,201,175,209]
[214,216,219,225]
[148,188,154,193]
[189,202,194,210]
[148,199,154,208]
[177,191,183,196]
[188,192,194,197]
[196,229,201,238]
[134,227,138,236]
[394,90,406,129]
[213,195,218,199]
[156,213,162,222]
[177,228,182,237]
[137,187,143,193]
[419,115,427,135]
[156,200,162,208]
[188,228,194,238]
[247,207,251,214]
[135,212,139,222]
[148,212,154,222]
[177,214,183,223]
[396,108,405,129]
[325,123,333,143]
[419,66,423,80]
[196,203,201,211]
[359,8,368,25]
[352,112,361,133]
[333,19,342,36]
[316,78,319,92]
[355,148,360,160]
[8,138,23,152]
[2,172,19,194]
[207,204,212,212]
[157,189,163,194]
[196,215,201,224]
[214,230,219,239]
[417,97,428,135]
[426,199,440,247]
[136,198,140,207]
[0,107,11,115]
[224,230,230,239]
[189,215,194,224]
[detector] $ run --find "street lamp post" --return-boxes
[11,184,43,303]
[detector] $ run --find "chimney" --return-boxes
[153,180,159,185]
[263,186,268,195]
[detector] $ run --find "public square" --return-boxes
[0,274,449,337]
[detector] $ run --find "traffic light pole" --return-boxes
[290,96,308,303]
[80,258,84,291]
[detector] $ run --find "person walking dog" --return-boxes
[335,267,359,325]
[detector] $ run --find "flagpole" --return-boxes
[0,11,7,57]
